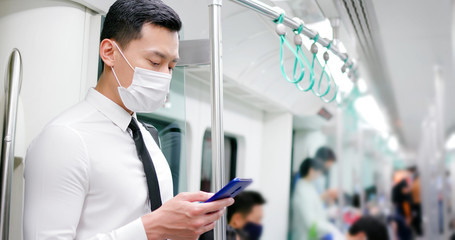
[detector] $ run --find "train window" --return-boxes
[200,130,238,192]
[137,114,185,196]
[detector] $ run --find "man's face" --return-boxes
[245,205,263,225]
[112,23,179,88]
[346,232,366,240]
[230,204,264,229]
[324,160,335,171]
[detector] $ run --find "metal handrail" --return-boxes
[209,1,226,240]
[0,49,23,240]
[230,0,356,72]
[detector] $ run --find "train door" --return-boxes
[200,131,238,192]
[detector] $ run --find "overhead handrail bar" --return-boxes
[0,49,23,240]
[230,0,356,77]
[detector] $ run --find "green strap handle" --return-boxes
[312,40,339,102]
[293,25,315,92]
[310,37,330,97]
[274,14,305,84]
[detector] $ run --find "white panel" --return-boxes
[0,1,101,239]
[184,77,264,192]
[259,112,293,240]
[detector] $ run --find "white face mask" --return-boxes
[313,174,326,194]
[111,41,172,113]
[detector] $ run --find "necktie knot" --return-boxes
[128,118,140,132]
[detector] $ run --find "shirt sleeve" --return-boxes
[23,125,148,240]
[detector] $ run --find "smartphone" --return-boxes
[204,178,253,203]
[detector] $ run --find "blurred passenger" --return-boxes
[391,178,413,240]
[408,167,422,236]
[291,158,343,240]
[449,217,455,240]
[347,216,390,240]
[200,191,266,240]
[314,147,338,203]
[228,191,266,240]
[392,179,412,224]
[387,215,413,240]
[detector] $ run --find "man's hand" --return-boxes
[141,191,234,240]
[321,189,338,203]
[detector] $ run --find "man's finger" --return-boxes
[203,209,226,224]
[178,191,214,202]
[196,198,234,214]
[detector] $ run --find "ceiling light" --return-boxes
[357,78,367,93]
[446,134,455,150]
[388,136,399,151]
[354,95,388,133]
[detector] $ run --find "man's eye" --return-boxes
[150,61,160,66]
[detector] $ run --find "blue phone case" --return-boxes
[204,178,253,203]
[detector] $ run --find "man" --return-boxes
[23,1,233,239]
[314,146,338,203]
[200,191,266,240]
[347,216,390,240]
[291,158,343,240]
[227,191,266,240]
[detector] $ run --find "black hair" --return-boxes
[227,191,266,223]
[349,216,389,240]
[101,0,182,48]
[315,146,336,162]
[299,158,322,178]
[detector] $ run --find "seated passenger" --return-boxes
[291,158,343,240]
[200,191,266,240]
[347,216,390,240]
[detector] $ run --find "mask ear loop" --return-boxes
[293,24,315,92]
[112,41,135,71]
[274,14,305,84]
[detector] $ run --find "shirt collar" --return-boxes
[85,88,132,132]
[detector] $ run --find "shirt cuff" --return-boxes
[115,218,148,240]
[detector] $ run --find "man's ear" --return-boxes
[230,213,245,229]
[99,39,116,67]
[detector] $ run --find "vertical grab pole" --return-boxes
[209,1,226,240]
[336,108,345,228]
[0,49,22,240]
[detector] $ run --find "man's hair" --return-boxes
[314,146,336,162]
[101,0,182,48]
[349,216,389,240]
[227,191,266,223]
[299,158,322,178]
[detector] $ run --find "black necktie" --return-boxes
[128,118,162,211]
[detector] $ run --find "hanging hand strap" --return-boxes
[312,41,332,97]
[293,25,315,92]
[274,14,305,84]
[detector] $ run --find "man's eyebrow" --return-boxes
[148,50,179,62]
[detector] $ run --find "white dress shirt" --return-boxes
[24,88,173,240]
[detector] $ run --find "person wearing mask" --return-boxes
[291,158,343,240]
[23,1,233,239]
[200,191,266,240]
[227,191,266,240]
[314,147,338,203]
[346,216,390,240]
